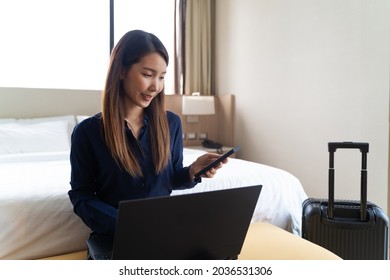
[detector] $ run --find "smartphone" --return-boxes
[194,146,240,178]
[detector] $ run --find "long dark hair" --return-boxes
[102,30,170,176]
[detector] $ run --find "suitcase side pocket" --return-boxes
[320,203,376,229]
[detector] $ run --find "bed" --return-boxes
[0,114,308,260]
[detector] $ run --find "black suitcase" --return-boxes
[302,142,389,260]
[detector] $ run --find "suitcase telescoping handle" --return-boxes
[328,142,369,222]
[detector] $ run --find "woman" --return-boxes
[68,30,227,236]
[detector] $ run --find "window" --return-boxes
[0,0,175,92]
[114,0,175,94]
[0,0,109,90]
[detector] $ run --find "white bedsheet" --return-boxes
[177,149,307,235]
[0,152,90,260]
[0,149,307,260]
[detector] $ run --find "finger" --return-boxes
[213,162,223,170]
[209,168,218,176]
[203,169,215,178]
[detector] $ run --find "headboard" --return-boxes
[166,94,235,147]
[0,87,101,118]
[0,87,235,147]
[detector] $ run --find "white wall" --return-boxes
[215,0,390,213]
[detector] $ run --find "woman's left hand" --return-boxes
[189,153,228,180]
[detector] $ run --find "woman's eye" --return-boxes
[143,73,152,78]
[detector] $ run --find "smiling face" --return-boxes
[122,52,167,112]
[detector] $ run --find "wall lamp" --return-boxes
[182,93,215,123]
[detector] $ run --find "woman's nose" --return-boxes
[150,78,161,92]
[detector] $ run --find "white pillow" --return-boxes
[0,120,71,154]
[0,118,16,124]
[15,115,76,139]
[76,115,90,124]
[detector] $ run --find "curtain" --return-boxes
[174,0,185,95]
[175,0,215,96]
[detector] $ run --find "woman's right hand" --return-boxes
[189,153,228,180]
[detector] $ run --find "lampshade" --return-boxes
[182,96,215,115]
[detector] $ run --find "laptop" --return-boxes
[87,185,262,260]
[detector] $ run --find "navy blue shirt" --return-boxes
[68,111,199,235]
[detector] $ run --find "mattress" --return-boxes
[0,149,308,260]
[178,148,308,234]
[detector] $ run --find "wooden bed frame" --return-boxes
[39,223,341,260]
[0,87,342,260]
[0,87,235,147]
